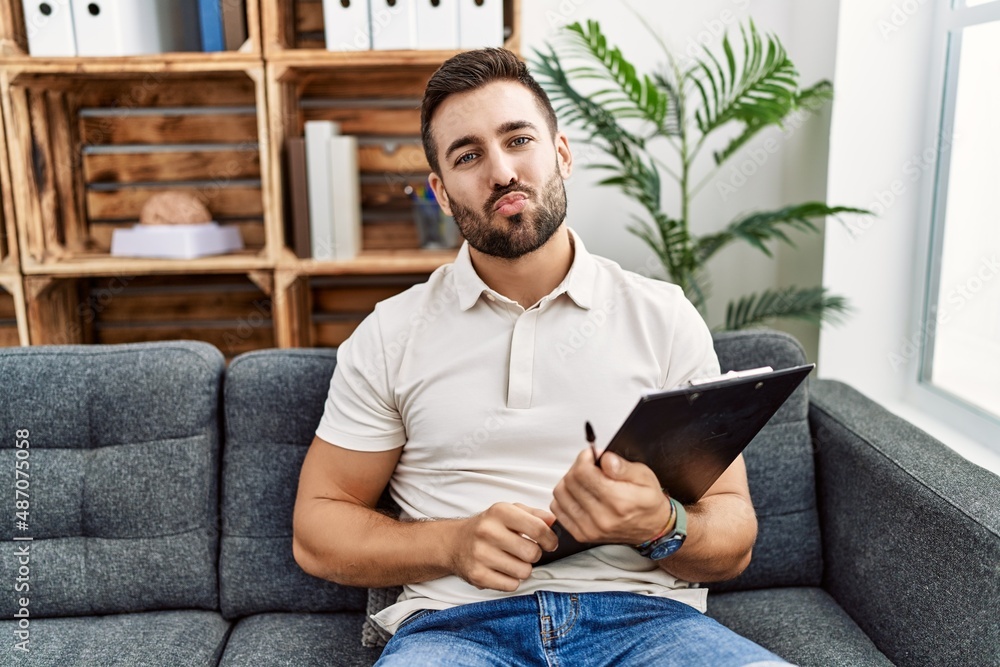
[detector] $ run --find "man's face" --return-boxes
[427,81,573,260]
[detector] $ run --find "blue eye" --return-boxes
[456,152,478,165]
[511,136,531,147]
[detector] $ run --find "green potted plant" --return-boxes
[533,19,867,330]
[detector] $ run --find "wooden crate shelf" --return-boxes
[1,66,278,273]
[0,0,262,58]
[272,270,431,347]
[263,0,520,56]
[24,271,275,357]
[267,58,445,265]
[279,248,458,275]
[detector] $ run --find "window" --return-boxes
[922,4,1000,420]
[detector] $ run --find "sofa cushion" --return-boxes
[707,587,892,666]
[0,610,229,666]
[0,342,223,617]
[709,331,823,591]
[219,612,383,666]
[220,349,367,619]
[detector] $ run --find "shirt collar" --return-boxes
[453,227,596,311]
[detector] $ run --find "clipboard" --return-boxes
[536,363,815,566]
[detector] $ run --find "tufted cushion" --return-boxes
[220,349,367,619]
[0,342,224,617]
[708,330,822,591]
[0,610,231,666]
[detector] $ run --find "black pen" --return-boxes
[585,421,599,464]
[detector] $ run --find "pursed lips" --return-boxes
[493,192,529,216]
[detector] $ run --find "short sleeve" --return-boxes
[661,293,721,390]
[315,310,406,451]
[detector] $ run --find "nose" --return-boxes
[486,151,518,189]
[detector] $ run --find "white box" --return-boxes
[22,0,77,56]
[110,223,244,259]
[323,0,372,51]
[370,0,416,50]
[458,0,503,49]
[416,0,458,50]
[71,0,200,56]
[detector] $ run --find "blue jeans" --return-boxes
[375,591,792,666]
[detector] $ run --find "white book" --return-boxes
[457,0,503,49]
[22,0,77,56]
[323,0,372,51]
[415,0,458,50]
[304,121,339,261]
[70,0,198,57]
[328,135,362,261]
[370,0,417,50]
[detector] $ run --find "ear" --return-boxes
[427,172,453,216]
[555,131,573,179]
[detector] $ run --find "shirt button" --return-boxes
[486,294,496,302]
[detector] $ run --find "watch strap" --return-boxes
[634,497,687,559]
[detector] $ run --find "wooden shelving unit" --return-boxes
[0,69,27,347]
[0,0,518,352]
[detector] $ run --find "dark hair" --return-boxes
[420,48,558,175]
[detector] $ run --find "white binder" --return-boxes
[370,0,417,50]
[415,0,458,50]
[305,121,339,261]
[323,0,372,51]
[70,0,199,57]
[328,135,362,261]
[22,0,77,56]
[458,0,503,49]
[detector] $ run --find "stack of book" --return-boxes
[285,121,362,262]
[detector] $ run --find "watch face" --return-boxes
[649,536,685,560]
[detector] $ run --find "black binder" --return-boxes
[536,363,815,566]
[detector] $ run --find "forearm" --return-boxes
[293,497,459,588]
[658,492,756,583]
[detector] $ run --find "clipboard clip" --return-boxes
[688,366,773,387]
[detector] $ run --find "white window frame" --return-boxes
[908,0,1000,450]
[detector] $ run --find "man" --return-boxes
[293,48,790,666]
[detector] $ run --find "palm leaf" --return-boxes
[711,78,835,165]
[723,286,849,331]
[691,21,798,141]
[651,71,684,136]
[532,45,644,151]
[559,21,671,131]
[695,203,869,263]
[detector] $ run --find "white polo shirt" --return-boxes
[316,227,721,633]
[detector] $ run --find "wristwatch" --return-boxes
[634,497,687,560]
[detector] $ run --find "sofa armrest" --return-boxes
[809,380,1000,667]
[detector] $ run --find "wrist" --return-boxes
[633,497,688,560]
[635,496,675,548]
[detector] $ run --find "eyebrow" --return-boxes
[443,120,541,161]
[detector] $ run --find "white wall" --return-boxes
[821,0,1000,472]
[520,0,842,362]
[820,0,936,400]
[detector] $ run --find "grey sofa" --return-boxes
[0,331,996,667]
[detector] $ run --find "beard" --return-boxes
[444,165,568,260]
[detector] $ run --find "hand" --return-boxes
[448,502,558,592]
[551,448,672,545]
